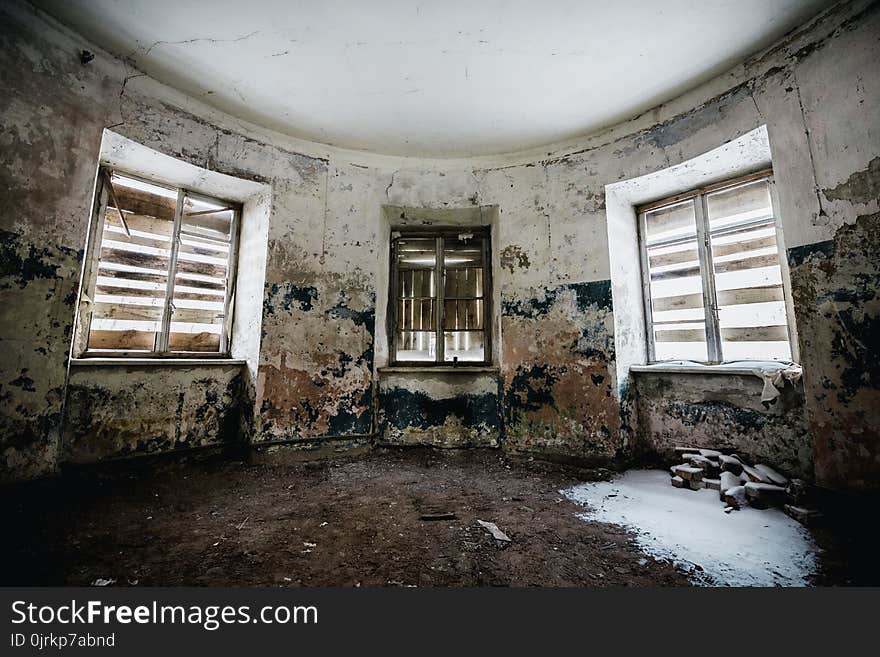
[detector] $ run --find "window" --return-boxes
[77,169,240,356]
[638,171,794,363]
[391,230,491,365]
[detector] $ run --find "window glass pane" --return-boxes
[393,233,489,364]
[443,331,484,362]
[443,236,483,267]
[643,199,708,361]
[397,331,436,361]
[169,194,233,353]
[707,180,791,361]
[396,238,436,268]
[87,173,176,352]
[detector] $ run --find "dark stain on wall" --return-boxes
[62,368,246,464]
[502,279,613,319]
[263,282,319,315]
[823,156,880,205]
[634,372,811,478]
[505,364,558,413]
[326,387,374,436]
[0,230,76,289]
[500,244,531,274]
[788,209,880,489]
[501,279,619,463]
[787,240,835,268]
[379,386,499,446]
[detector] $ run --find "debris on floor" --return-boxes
[420,512,456,521]
[666,448,821,520]
[91,578,116,586]
[563,470,819,586]
[476,519,512,547]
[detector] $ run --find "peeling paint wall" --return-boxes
[63,364,246,464]
[1,0,878,489]
[634,372,811,479]
[787,209,880,489]
[379,373,499,447]
[500,281,619,463]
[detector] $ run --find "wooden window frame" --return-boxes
[390,227,492,367]
[74,167,241,359]
[637,169,798,365]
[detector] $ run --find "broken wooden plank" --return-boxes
[103,170,131,237]
[420,512,456,521]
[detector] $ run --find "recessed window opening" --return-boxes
[638,170,794,364]
[391,229,491,365]
[79,169,240,357]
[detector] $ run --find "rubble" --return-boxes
[668,447,801,515]
[723,485,747,509]
[744,482,787,509]
[719,455,743,476]
[754,464,789,487]
[741,464,771,484]
[784,505,824,526]
[476,519,512,547]
[719,471,741,498]
[672,465,703,481]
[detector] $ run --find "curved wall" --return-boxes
[1,0,877,488]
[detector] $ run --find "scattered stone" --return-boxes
[784,504,824,526]
[754,464,789,486]
[786,479,811,505]
[741,464,771,484]
[744,482,787,508]
[683,454,719,475]
[719,471,741,497]
[476,519,512,547]
[719,454,744,476]
[671,475,686,489]
[91,578,116,587]
[699,449,723,459]
[703,478,721,491]
[723,485,747,510]
[672,465,703,482]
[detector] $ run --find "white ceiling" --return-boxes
[35,0,832,158]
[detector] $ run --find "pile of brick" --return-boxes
[669,448,821,521]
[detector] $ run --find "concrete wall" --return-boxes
[63,363,246,463]
[634,372,811,478]
[1,0,877,489]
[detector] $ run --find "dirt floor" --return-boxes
[2,447,693,587]
[1,447,873,587]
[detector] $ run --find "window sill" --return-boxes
[70,358,247,367]
[630,360,800,376]
[378,366,499,374]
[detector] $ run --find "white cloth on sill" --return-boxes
[752,364,802,403]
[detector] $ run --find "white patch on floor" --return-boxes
[563,470,818,587]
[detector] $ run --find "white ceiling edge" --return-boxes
[17,0,840,171]
[61,0,832,159]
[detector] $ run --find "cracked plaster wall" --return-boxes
[1,0,877,489]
